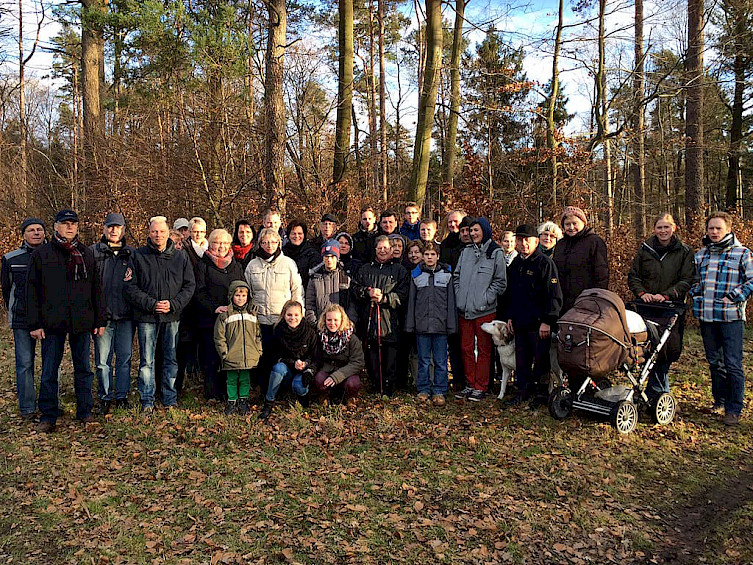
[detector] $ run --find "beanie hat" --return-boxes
[20,217,45,234]
[561,206,588,227]
[459,216,475,230]
[321,239,340,259]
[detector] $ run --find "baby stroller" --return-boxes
[548,288,684,434]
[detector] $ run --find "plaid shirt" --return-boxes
[689,234,753,322]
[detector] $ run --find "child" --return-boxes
[259,300,321,420]
[214,280,263,415]
[315,304,365,406]
[405,241,457,406]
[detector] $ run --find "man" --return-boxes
[26,210,106,432]
[127,216,196,414]
[311,213,338,250]
[351,206,378,263]
[689,211,753,426]
[2,218,46,420]
[501,230,518,266]
[91,213,136,412]
[500,224,562,408]
[261,208,288,247]
[454,217,506,402]
[439,210,467,392]
[378,209,399,237]
[352,235,409,396]
[173,218,190,239]
[400,202,421,241]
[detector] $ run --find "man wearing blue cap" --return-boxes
[1,217,47,420]
[91,213,136,412]
[26,210,106,432]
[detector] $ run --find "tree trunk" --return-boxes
[632,0,646,237]
[547,0,564,213]
[408,0,443,206]
[442,0,465,191]
[332,0,354,195]
[685,0,704,229]
[18,0,27,211]
[596,0,614,233]
[378,0,388,202]
[367,0,379,199]
[264,0,287,213]
[81,0,106,192]
[726,6,745,214]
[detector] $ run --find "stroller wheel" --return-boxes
[611,400,638,434]
[652,393,676,425]
[548,387,573,420]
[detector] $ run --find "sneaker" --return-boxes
[454,387,473,400]
[468,390,485,403]
[36,421,56,433]
[225,400,237,416]
[431,394,446,407]
[237,398,250,416]
[417,392,430,403]
[723,412,741,426]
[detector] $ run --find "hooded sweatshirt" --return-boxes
[454,217,507,320]
[214,280,263,370]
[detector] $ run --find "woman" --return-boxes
[537,221,563,257]
[336,232,360,276]
[314,304,365,406]
[244,227,304,351]
[552,206,609,314]
[283,220,320,289]
[628,213,695,397]
[184,217,208,270]
[305,240,356,325]
[232,220,255,269]
[195,228,245,400]
[258,300,320,420]
[406,240,424,271]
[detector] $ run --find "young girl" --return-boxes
[314,304,365,406]
[214,280,263,415]
[259,300,320,420]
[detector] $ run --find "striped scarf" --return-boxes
[52,232,88,281]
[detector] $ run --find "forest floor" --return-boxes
[0,326,752,564]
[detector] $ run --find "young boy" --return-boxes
[214,280,263,415]
[405,242,457,406]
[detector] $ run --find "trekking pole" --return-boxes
[376,301,384,396]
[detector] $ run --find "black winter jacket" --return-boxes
[1,241,40,329]
[627,235,695,301]
[352,258,409,343]
[305,264,357,324]
[270,319,321,373]
[439,232,465,270]
[126,238,196,323]
[26,238,106,333]
[194,253,245,328]
[552,227,609,313]
[500,248,563,328]
[351,227,378,263]
[282,240,320,289]
[91,239,135,321]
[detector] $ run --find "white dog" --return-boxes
[481,320,516,400]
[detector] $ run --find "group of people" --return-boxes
[2,202,752,432]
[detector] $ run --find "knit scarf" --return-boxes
[257,246,282,262]
[53,232,88,280]
[205,247,233,269]
[703,232,735,252]
[320,326,353,356]
[232,243,253,261]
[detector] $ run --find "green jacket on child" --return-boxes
[214,280,263,370]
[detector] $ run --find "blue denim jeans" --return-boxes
[266,362,309,402]
[13,329,38,416]
[647,358,671,395]
[415,334,448,395]
[700,321,745,415]
[137,321,179,408]
[94,319,134,401]
[39,331,94,423]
